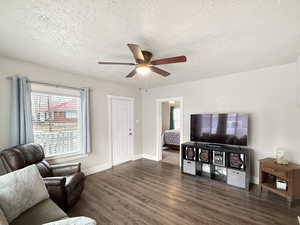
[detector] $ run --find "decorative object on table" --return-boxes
[275,148,288,165]
[276,178,287,190]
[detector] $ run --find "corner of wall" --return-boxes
[83,161,112,176]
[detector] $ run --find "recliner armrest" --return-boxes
[43,177,66,186]
[43,177,67,209]
[51,162,81,176]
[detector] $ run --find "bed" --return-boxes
[162,129,180,150]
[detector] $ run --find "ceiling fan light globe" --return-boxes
[136,65,150,75]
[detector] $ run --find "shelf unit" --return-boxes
[261,182,288,198]
[181,142,251,190]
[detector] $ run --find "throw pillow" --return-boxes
[43,217,96,225]
[0,165,49,222]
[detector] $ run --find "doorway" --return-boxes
[156,97,183,167]
[108,95,134,166]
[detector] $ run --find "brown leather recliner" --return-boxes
[0,143,85,211]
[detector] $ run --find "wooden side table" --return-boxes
[259,158,300,208]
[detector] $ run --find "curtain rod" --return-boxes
[6,76,84,91]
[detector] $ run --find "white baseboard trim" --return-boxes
[133,154,143,160]
[142,153,158,161]
[251,176,259,184]
[84,154,145,176]
[84,162,112,176]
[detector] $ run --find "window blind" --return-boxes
[31,91,81,157]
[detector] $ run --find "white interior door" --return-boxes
[111,97,134,166]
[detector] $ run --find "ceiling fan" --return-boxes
[98,44,187,78]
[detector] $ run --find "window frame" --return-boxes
[31,90,85,160]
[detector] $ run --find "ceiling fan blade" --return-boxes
[127,44,145,63]
[98,61,136,65]
[126,69,137,78]
[150,66,170,77]
[150,56,187,65]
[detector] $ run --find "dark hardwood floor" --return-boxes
[69,159,300,225]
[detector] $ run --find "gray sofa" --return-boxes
[0,163,95,225]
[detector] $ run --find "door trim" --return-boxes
[107,95,135,166]
[156,97,183,167]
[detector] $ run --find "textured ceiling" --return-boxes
[0,0,300,88]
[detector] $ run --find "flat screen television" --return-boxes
[191,113,248,146]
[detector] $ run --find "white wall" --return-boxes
[0,56,142,174]
[142,62,300,182]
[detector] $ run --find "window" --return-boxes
[173,107,180,130]
[31,89,81,157]
[65,112,78,118]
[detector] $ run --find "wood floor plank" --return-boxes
[69,159,300,225]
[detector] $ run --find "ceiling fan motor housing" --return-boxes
[142,50,153,63]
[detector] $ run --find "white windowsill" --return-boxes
[46,152,89,164]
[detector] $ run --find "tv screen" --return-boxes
[191,113,248,146]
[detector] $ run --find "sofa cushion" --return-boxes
[11,199,67,225]
[0,208,8,225]
[0,165,49,222]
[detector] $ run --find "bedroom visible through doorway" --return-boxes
[157,98,183,167]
